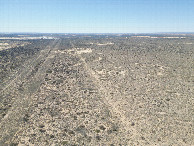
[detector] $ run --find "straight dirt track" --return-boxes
[0,38,193,145]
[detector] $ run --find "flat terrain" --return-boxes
[0,34,193,145]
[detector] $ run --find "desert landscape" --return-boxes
[0,34,193,145]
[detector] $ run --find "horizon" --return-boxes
[1,32,194,34]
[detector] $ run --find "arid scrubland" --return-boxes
[0,34,193,145]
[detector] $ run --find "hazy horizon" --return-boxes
[1,32,194,34]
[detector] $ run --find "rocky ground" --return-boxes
[0,36,193,145]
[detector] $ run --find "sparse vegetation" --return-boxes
[0,34,193,145]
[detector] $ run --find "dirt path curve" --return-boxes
[73,48,151,145]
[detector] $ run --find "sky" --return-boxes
[0,0,194,33]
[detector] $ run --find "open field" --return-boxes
[0,34,193,145]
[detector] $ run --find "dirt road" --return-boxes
[0,39,193,145]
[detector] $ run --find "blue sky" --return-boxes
[0,0,194,33]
